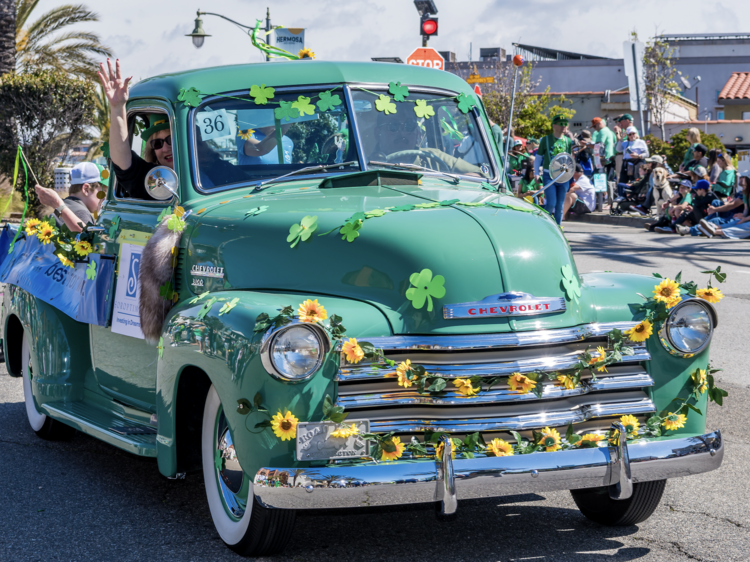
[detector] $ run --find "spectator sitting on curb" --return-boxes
[562,164,595,220]
[680,128,702,171]
[706,149,721,183]
[684,143,708,171]
[697,174,750,237]
[652,179,693,233]
[675,180,718,235]
[640,165,672,221]
[689,165,710,185]
[616,160,654,200]
[713,152,736,199]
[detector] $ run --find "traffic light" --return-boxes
[420,13,438,39]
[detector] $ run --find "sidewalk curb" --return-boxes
[568,212,651,228]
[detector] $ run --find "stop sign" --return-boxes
[406,48,445,71]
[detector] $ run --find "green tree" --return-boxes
[84,84,109,160]
[641,33,682,140]
[644,129,726,170]
[0,69,96,211]
[15,0,112,82]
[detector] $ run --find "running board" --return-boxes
[42,402,157,457]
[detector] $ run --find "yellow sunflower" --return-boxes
[453,377,479,397]
[341,337,364,364]
[555,374,577,390]
[330,423,359,438]
[508,372,536,394]
[486,438,514,457]
[298,48,316,59]
[588,346,608,373]
[653,278,682,308]
[56,253,74,268]
[298,298,328,323]
[539,426,561,452]
[662,412,687,431]
[620,414,640,436]
[624,319,653,343]
[579,433,605,446]
[74,240,93,257]
[24,218,41,236]
[237,128,255,141]
[271,410,298,441]
[434,439,458,460]
[380,436,404,461]
[395,359,413,388]
[692,368,708,394]
[36,224,56,245]
[696,287,724,304]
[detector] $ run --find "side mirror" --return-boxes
[144,166,179,202]
[548,153,575,184]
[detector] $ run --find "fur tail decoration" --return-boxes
[139,218,182,343]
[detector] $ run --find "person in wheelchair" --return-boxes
[371,110,483,176]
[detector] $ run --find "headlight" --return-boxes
[260,323,330,382]
[660,299,715,356]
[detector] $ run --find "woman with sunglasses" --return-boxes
[98,59,173,199]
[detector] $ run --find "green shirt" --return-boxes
[537,134,573,170]
[520,177,541,193]
[678,192,693,206]
[714,169,736,197]
[508,152,530,174]
[592,126,616,160]
[682,143,698,166]
[491,124,504,157]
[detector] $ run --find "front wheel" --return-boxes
[570,479,667,526]
[21,333,75,440]
[201,385,296,556]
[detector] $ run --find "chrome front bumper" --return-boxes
[253,430,723,511]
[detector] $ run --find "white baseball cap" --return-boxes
[625,126,639,135]
[69,162,102,185]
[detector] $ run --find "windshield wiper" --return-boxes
[368,160,460,184]
[255,161,359,191]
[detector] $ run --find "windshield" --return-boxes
[192,88,359,189]
[351,89,493,180]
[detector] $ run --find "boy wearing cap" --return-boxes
[684,144,708,171]
[534,115,574,224]
[507,139,529,174]
[675,180,717,235]
[34,162,109,232]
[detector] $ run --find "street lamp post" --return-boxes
[186,8,273,61]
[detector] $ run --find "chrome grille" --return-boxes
[336,322,653,437]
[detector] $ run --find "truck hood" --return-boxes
[185,180,594,334]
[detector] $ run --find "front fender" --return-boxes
[156,290,391,477]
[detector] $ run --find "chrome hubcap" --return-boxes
[214,407,248,520]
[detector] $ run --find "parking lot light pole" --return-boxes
[186,9,273,61]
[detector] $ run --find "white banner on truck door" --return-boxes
[275,28,304,52]
[112,238,146,339]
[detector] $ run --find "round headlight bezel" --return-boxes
[259,321,331,383]
[659,298,717,357]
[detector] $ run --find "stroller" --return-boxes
[610,164,651,216]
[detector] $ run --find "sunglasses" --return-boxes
[379,122,418,133]
[150,135,172,150]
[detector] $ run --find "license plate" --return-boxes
[296,420,370,461]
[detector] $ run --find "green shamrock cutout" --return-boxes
[190,291,211,304]
[157,337,164,359]
[486,202,508,209]
[292,95,316,116]
[346,212,366,223]
[287,215,319,248]
[275,101,300,122]
[440,199,460,206]
[159,280,174,300]
[456,92,476,114]
[388,81,409,102]
[457,201,484,207]
[101,141,110,159]
[481,182,497,191]
[365,209,387,218]
[177,87,202,107]
[405,269,446,312]
[316,90,342,111]
[561,264,581,304]
[167,216,185,233]
[249,84,275,105]
[375,94,397,115]
[197,297,218,320]
[390,204,416,212]
[414,202,440,209]
[340,220,362,242]
[108,215,120,239]
[156,207,170,223]
[214,448,224,471]
[219,297,240,316]
[245,206,269,218]
[86,261,97,280]
[414,100,435,119]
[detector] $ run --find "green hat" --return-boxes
[526,137,539,145]
[616,114,634,122]
[142,114,171,140]
[95,163,110,187]
[552,115,569,126]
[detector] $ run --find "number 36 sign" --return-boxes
[196,109,237,142]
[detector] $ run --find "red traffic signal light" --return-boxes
[421,16,438,37]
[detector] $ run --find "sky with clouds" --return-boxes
[32,0,750,85]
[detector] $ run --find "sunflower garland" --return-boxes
[21,217,98,276]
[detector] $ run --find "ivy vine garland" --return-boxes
[244,268,728,461]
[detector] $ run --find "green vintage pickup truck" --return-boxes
[4,61,723,556]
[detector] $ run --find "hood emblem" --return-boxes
[443,291,566,320]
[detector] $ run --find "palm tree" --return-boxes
[0,0,14,75]
[84,84,109,160]
[16,0,112,82]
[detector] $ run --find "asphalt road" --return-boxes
[1,222,748,562]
